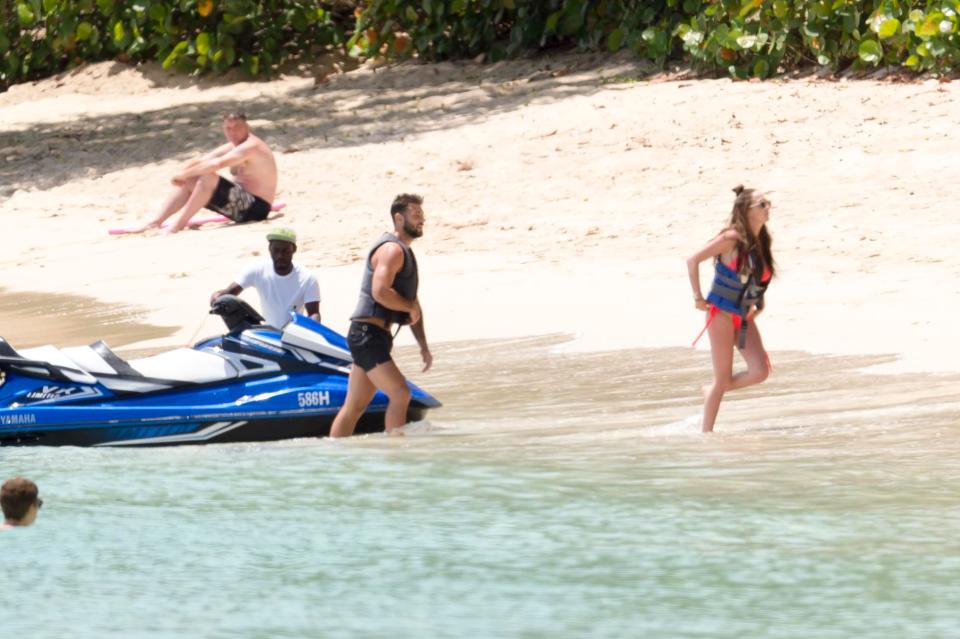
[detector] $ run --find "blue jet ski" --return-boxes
[0,296,441,446]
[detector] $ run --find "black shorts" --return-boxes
[347,321,393,372]
[205,177,271,222]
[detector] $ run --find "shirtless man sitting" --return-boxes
[135,112,277,234]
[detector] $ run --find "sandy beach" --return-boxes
[1,53,958,374]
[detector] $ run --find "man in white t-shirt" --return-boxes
[210,227,320,328]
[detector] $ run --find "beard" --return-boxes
[403,221,423,238]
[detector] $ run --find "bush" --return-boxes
[352,0,960,77]
[0,0,353,90]
[3,0,960,91]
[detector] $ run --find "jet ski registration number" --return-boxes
[297,391,331,408]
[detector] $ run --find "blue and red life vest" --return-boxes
[696,252,771,349]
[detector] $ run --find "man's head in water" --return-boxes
[1,477,41,528]
[266,227,297,276]
[390,193,424,240]
[222,112,250,146]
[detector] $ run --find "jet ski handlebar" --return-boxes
[210,295,265,333]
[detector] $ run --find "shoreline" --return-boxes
[1,55,958,376]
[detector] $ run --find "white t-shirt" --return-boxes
[236,261,320,328]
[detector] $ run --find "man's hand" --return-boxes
[409,300,422,326]
[421,347,433,373]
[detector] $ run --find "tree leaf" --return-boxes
[607,28,623,52]
[878,18,900,39]
[753,58,769,78]
[196,31,212,55]
[858,39,882,64]
[17,3,36,27]
[77,21,93,41]
[917,18,939,38]
[112,20,126,44]
[545,11,560,33]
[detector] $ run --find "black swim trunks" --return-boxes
[347,321,394,372]
[206,177,271,222]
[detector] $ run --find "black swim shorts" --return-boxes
[347,321,394,372]
[206,177,271,222]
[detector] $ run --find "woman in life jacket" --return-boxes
[686,185,775,433]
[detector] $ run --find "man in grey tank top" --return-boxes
[330,194,433,437]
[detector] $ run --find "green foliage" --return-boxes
[0,1,350,90]
[3,0,960,90]
[353,0,960,78]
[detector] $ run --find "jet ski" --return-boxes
[0,296,441,446]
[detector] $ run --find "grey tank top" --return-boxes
[350,233,419,325]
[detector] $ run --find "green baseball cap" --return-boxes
[266,227,297,244]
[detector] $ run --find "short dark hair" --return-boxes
[223,111,247,122]
[1,477,39,521]
[390,193,423,220]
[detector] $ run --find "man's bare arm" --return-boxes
[370,243,417,316]
[177,144,234,175]
[305,301,321,323]
[176,142,255,180]
[409,310,432,372]
[201,143,235,161]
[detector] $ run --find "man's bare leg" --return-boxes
[131,178,198,232]
[329,365,378,438]
[365,359,412,434]
[167,173,220,234]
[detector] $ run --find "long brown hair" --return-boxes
[726,185,775,279]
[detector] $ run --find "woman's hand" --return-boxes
[694,297,709,312]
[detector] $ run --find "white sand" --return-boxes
[1,56,958,374]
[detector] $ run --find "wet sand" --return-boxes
[0,288,175,351]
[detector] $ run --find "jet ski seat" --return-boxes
[128,348,239,384]
[61,341,140,377]
[16,345,98,384]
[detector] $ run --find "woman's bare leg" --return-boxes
[702,313,735,433]
[728,321,769,391]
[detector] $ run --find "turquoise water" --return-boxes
[3,337,960,638]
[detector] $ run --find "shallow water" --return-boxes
[3,319,960,637]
